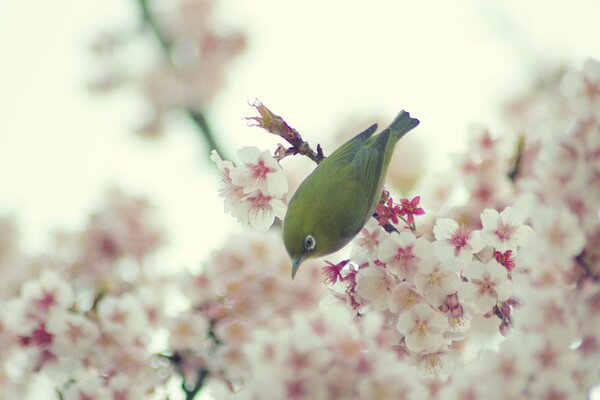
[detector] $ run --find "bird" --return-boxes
[282,110,420,278]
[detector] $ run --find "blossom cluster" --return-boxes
[211,147,288,231]
[214,58,600,399]
[324,203,532,378]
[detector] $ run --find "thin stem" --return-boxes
[137,0,227,162]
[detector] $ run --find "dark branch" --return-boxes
[137,0,227,162]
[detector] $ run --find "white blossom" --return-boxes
[230,147,288,197]
[396,304,449,353]
[460,260,511,313]
[355,267,396,311]
[472,207,534,252]
[432,218,475,261]
[413,258,462,306]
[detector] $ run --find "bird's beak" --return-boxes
[291,257,303,280]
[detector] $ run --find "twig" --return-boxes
[136,0,227,161]
[246,101,325,164]
[508,135,524,181]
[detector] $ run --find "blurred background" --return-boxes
[1,0,599,268]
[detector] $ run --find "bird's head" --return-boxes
[282,220,320,279]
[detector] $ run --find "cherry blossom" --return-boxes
[389,282,425,314]
[530,206,586,264]
[432,218,475,262]
[355,266,396,311]
[396,304,449,353]
[211,147,288,231]
[413,258,462,307]
[377,231,432,279]
[472,207,534,252]
[230,147,289,197]
[562,58,600,119]
[235,191,287,232]
[351,219,388,264]
[398,196,425,226]
[460,260,511,313]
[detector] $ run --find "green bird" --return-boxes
[283,110,420,278]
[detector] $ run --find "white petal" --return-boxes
[396,310,414,336]
[480,209,500,230]
[248,206,275,232]
[269,198,287,220]
[458,282,478,303]
[433,218,458,241]
[513,224,535,248]
[439,272,461,295]
[500,206,525,226]
[486,260,508,282]
[464,261,485,280]
[265,170,289,197]
[494,280,512,302]
[377,236,399,263]
[397,231,417,247]
[428,311,450,333]
[413,238,434,259]
[474,294,497,313]
[432,240,455,261]
[236,146,262,164]
[405,330,428,353]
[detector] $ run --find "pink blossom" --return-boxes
[494,250,516,272]
[460,260,512,313]
[562,58,600,119]
[472,207,534,252]
[351,219,388,264]
[389,282,424,314]
[377,231,432,279]
[235,190,286,232]
[375,198,402,226]
[396,304,449,353]
[355,267,396,311]
[321,260,348,285]
[230,147,288,197]
[413,258,462,307]
[433,218,475,262]
[398,196,425,226]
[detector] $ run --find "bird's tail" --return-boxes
[387,110,420,142]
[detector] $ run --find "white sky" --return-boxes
[1,0,599,268]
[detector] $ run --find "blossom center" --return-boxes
[494,221,516,242]
[250,160,272,179]
[395,246,414,264]
[415,320,428,336]
[448,226,470,253]
[429,271,442,287]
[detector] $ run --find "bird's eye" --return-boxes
[305,235,316,251]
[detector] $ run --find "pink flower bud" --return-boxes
[451,304,464,318]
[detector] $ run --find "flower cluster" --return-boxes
[237,306,427,400]
[211,147,288,231]
[324,202,532,378]
[174,231,326,389]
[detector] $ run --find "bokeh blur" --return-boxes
[1,0,599,267]
[1,1,600,399]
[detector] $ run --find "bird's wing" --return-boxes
[352,128,391,206]
[319,123,378,167]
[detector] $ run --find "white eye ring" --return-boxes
[305,235,316,251]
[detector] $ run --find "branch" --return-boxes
[136,0,227,162]
[508,135,525,182]
[246,101,325,164]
